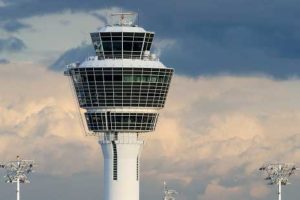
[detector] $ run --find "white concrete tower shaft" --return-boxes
[100,134,143,200]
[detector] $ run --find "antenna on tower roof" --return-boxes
[111,12,138,26]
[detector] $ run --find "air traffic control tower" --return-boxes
[64,13,174,200]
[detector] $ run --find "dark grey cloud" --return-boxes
[0,37,26,52]
[2,20,30,32]
[50,43,94,71]
[0,0,103,20]
[159,36,300,79]
[0,58,9,64]
[2,0,300,77]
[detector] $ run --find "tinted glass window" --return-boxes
[101,32,110,37]
[135,33,145,37]
[91,33,99,37]
[111,32,122,36]
[102,42,112,51]
[133,42,143,51]
[112,42,122,51]
[123,42,132,51]
[124,36,133,41]
[123,32,134,36]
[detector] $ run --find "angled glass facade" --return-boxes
[69,67,173,108]
[90,32,154,59]
[85,112,158,132]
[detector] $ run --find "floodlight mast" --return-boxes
[163,181,178,200]
[0,156,35,200]
[259,163,298,200]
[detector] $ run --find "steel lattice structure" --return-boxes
[259,163,298,200]
[0,156,35,200]
[163,181,178,200]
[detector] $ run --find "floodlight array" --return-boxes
[259,163,298,200]
[259,163,297,185]
[0,156,35,200]
[163,181,178,200]
[0,158,34,184]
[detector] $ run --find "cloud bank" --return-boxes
[0,62,299,200]
[1,2,300,77]
[0,37,26,52]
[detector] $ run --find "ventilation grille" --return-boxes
[112,141,118,180]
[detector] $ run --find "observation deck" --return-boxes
[91,13,154,60]
[64,13,173,134]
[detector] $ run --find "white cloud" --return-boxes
[0,7,122,64]
[0,62,99,175]
[249,183,270,199]
[0,0,7,7]
[143,75,300,199]
[153,38,177,57]
[198,182,245,200]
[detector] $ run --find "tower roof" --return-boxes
[78,57,165,69]
[98,26,147,33]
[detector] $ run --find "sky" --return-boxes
[0,1,300,200]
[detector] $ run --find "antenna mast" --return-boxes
[259,163,298,200]
[111,12,137,26]
[0,156,35,200]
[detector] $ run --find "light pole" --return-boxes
[259,163,298,200]
[163,181,178,200]
[0,156,35,200]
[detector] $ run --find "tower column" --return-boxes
[100,133,143,200]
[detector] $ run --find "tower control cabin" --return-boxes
[64,13,174,200]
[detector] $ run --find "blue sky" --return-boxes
[0,1,300,200]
